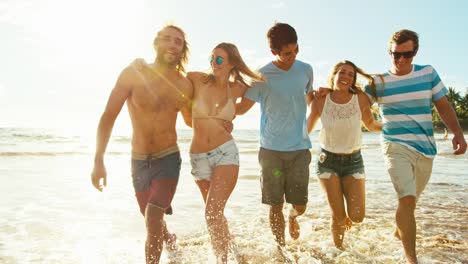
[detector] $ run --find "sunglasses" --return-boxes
[210,55,224,65]
[389,50,416,59]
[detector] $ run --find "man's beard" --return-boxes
[157,51,181,68]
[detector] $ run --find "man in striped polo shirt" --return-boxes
[366,29,466,263]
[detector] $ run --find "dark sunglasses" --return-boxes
[389,50,416,59]
[210,55,224,65]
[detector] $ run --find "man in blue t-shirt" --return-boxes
[236,22,314,248]
[365,29,466,264]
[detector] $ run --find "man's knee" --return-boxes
[398,195,416,211]
[270,204,284,214]
[148,194,173,215]
[136,191,150,216]
[145,203,166,233]
[292,205,306,216]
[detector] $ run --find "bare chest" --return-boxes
[130,79,185,113]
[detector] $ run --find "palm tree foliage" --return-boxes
[432,87,468,130]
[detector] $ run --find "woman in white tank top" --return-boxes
[307,60,382,249]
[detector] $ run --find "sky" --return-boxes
[1,0,467,134]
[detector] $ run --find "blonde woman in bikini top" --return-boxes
[189,79,237,152]
[185,42,263,263]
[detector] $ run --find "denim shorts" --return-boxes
[259,148,311,206]
[316,148,365,179]
[190,139,239,181]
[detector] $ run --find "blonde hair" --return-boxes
[205,42,263,86]
[153,24,190,73]
[328,60,382,100]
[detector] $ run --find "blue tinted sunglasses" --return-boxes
[210,55,224,65]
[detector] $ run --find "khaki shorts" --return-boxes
[382,142,433,199]
[259,148,311,206]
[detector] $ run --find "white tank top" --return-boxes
[319,93,362,154]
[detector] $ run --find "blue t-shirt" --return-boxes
[245,60,313,151]
[365,64,447,157]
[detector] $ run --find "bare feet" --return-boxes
[229,235,247,263]
[331,217,352,249]
[344,217,352,230]
[276,245,294,264]
[288,215,300,240]
[165,233,177,252]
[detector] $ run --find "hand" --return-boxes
[317,87,331,97]
[223,121,234,133]
[131,58,147,71]
[91,162,107,192]
[452,134,467,155]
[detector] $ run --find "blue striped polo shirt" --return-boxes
[365,64,448,157]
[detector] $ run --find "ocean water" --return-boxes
[0,127,467,264]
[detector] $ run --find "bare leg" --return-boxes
[204,165,239,264]
[288,205,305,240]
[396,195,417,264]
[162,222,177,252]
[270,204,285,247]
[195,179,231,237]
[319,175,348,249]
[145,204,166,264]
[341,176,366,223]
[137,192,177,255]
[195,180,211,202]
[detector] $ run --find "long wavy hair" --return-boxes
[205,42,263,87]
[328,60,382,100]
[153,24,190,74]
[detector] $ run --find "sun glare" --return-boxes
[23,0,148,132]
[32,0,145,62]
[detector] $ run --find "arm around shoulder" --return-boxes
[358,92,382,132]
[179,76,194,128]
[307,96,323,133]
[236,97,255,115]
[236,80,262,115]
[130,58,148,71]
[186,71,207,83]
[235,80,249,97]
